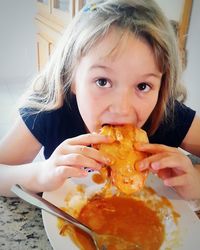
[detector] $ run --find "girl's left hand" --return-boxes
[135,143,200,200]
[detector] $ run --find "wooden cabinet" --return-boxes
[178,0,193,68]
[35,0,86,71]
[36,34,51,71]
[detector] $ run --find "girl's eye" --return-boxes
[96,78,111,88]
[137,82,151,92]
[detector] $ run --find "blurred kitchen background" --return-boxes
[0,0,199,140]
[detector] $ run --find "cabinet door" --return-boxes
[37,34,51,71]
[37,0,51,18]
[51,0,75,26]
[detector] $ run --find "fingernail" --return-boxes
[81,170,88,176]
[134,142,143,148]
[164,179,170,186]
[105,136,115,142]
[151,162,160,170]
[105,157,115,166]
[103,157,110,164]
[79,168,89,175]
[138,162,145,171]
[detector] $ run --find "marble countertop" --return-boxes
[0,196,52,250]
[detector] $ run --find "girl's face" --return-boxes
[72,29,162,133]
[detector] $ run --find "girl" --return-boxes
[0,0,200,199]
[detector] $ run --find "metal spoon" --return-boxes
[11,184,103,250]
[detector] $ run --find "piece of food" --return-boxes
[95,124,149,194]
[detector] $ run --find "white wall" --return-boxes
[155,0,184,21]
[0,0,37,83]
[183,0,200,114]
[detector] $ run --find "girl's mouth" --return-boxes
[101,123,132,127]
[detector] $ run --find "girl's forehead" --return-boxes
[83,27,153,63]
[80,28,159,71]
[86,27,127,60]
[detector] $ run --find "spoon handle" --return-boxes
[11,184,92,236]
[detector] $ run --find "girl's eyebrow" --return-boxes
[89,64,112,71]
[89,65,161,78]
[143,73,162,79]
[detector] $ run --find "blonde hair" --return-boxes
[21,0,184,135]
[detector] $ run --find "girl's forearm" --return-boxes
[0,163,41,197]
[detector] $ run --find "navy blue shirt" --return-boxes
[20,96,196,159]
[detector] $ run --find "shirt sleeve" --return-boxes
[19,108,46,146]
[19,99,86,159]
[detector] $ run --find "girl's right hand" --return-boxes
[34,133,113,192]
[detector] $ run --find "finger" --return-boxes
[55,166,88,179]
[66,133,114,146]
[135,160,157,174]
[163,174,188,187]
[55,153,103,171]
[58,144,111,166]
[139,152,189,174]
[138,152,171,171]
[71,145,111,165]
[59,137,112,165]
[135,143,178,154]
[150,155,189,173]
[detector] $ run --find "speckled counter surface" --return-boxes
[0,196,52,250]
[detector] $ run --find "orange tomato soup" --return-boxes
[75,195,165,250]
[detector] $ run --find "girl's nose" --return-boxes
[109,91,132,115]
